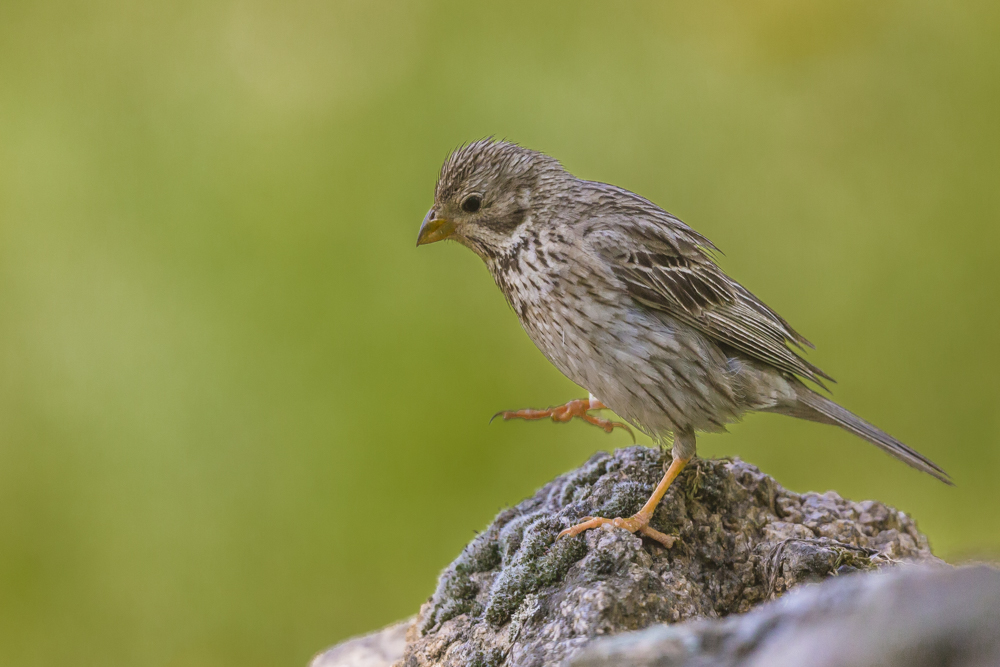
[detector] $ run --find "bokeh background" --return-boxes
[1,1,998,665]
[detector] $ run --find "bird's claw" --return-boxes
[490,398,635,441]
[557,514,676,548]
[587,417,635,442]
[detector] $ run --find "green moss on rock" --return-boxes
[406,446,936,667]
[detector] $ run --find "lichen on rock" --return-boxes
[400,446,934,667]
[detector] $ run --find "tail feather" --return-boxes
[777,385,952,485]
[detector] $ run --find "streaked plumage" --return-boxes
[418,139,949,539]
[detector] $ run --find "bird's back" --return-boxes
[483,197,763,439]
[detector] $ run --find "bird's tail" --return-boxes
[770,383,952,485]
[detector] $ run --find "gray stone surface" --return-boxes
[310,619,410,667]
[400,447,935,667]
[570,564,1000,667]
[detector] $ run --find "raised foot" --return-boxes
[491,398,634,441]
[557,514,676,548]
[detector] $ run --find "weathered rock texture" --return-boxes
[571,564,1000,667]
[311,619,410,667]
[400,447,936,667]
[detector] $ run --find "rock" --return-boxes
[570,564,1000,667]
[311,619,411,667]
[399,447,936,667]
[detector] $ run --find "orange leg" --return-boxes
[557,456,691,548]
[491,398,634,440]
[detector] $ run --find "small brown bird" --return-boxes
[417,139,950,547]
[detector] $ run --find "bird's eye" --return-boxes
[461,194,482,213]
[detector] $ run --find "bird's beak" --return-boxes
[416,208,455,246]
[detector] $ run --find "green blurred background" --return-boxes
[1,1,998,665]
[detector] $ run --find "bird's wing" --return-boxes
[585,212,833,386]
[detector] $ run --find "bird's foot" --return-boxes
[556,455,691,549]
[491,398,634,440]
[557,514,676,548]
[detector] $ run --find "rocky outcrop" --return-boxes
[571,564,1000,667]
[311,620,410,667]
[395,447,935,667]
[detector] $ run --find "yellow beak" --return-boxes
[416,209,456,246]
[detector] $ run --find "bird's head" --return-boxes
[417,139,563,259]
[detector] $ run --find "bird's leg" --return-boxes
[492,397,634,439]
[557,455,691,548]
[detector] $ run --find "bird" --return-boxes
[416,138,950,547]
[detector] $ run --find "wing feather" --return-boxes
[586,212,832,386]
